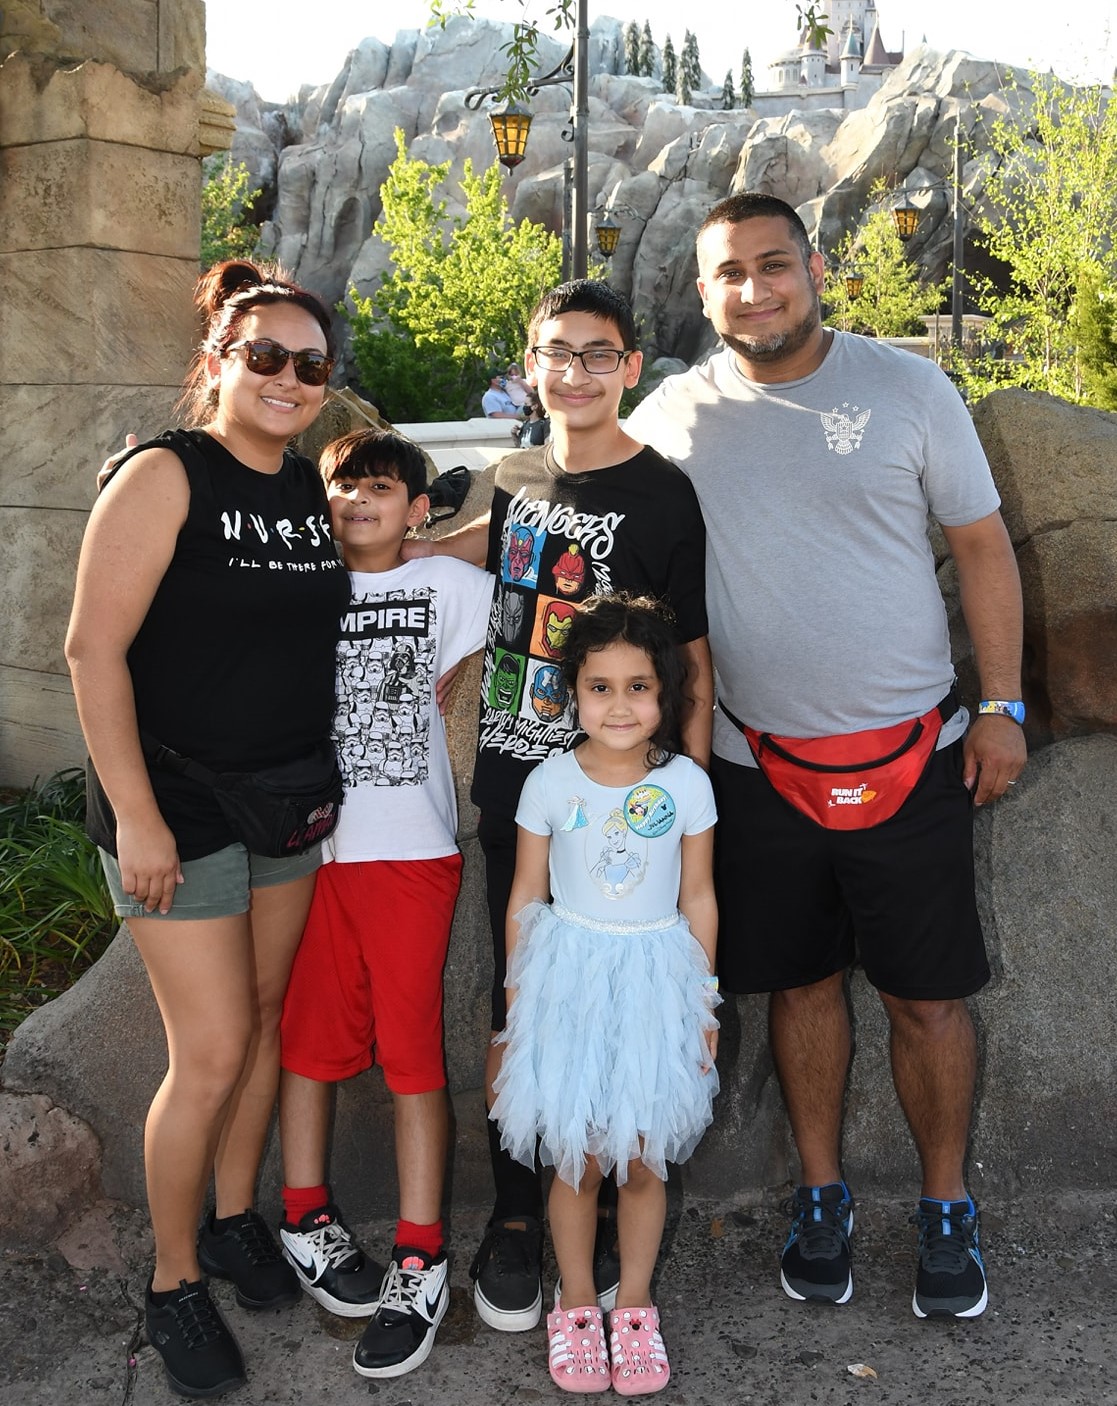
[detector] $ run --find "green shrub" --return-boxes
[0,769,116,1043]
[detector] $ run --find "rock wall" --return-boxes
[5,393,1116,1240]
[210,21,1047,374]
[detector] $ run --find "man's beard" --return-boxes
[719,302,821,365]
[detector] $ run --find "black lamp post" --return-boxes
[466,0,590,279]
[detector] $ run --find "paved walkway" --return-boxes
[2,1192,1113,1406]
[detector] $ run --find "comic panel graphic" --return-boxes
[335,592,435,787]
[517,657,573,731]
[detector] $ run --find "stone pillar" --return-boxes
[0,1,209,785]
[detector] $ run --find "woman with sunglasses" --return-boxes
[66,258,349,1399]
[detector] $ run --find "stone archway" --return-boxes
[0,1,229,784]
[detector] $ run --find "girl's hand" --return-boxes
[700,1024,719,1074]
[116,817,183,915]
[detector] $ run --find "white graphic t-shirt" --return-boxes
[328,556,493,862]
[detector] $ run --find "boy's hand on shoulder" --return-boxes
[400,537,434,561]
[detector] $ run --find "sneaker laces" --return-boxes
[471,1220,538,1280]
[300,1217,361,1271]
[912,1206,978,1275]
[375,1259,426,1319]
[226,1214,284,1267]
[783,1193,851,1262]
[167,1285,225,1350]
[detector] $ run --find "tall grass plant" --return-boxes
[0,769,116,1044]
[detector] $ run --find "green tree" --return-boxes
[824,202,944,337]
[740,48,755,106]
[661,35,676,95]
[200,155,261,268]
[961,71,1117,404]
[343,131,563,422]
[721,69,736,110]
[638,20,655,78]
[681,29,702,94]
[1073,265,1117,410]
[623,19,641,75]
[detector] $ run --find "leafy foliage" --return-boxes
[959,72,1117,406]
[0,770,116,1043]
[796,3,832,49]
[343,131,563,422]
[824,200,945,337]
[1073,266,1117,410]
[200,154,261,269]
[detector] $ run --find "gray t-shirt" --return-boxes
[627,332,1000,765]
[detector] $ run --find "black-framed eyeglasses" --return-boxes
[224,338,334,387]
[530,345,631,374]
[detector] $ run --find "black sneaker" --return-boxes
[469,1216,543,1331]
[912,1195,988,1318]
[197,1210,300,1311]
[279,1204,386,1317]
[145,1277,245,1399]
[593,1213,621,1311]
[352,1246,449,1378]
[780,1181,854,1304]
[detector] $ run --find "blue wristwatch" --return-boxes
[978,699,1026,724]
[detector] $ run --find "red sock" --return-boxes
[283,1183,330,1226]
[396,1218,443,1258]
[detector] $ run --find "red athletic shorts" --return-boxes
[280,854,463,1092]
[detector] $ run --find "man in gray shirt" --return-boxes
[627,193,1026,1321]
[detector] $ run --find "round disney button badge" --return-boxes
[623,783,676,838]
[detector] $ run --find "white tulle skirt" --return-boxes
[490,899,721,1190]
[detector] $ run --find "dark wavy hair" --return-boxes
[526,279,638,351]
[560,593,686,768]
[698,193,814,269]
[319,429,429,502]
[177,258,335,425]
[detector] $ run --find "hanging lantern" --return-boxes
[844,271,864,299]
[488,101,533,170]
[892,202,919,241]
[595,213,622,258]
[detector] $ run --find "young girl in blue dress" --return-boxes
[491,594,720,1397]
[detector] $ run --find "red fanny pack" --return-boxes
[721,693,956,831]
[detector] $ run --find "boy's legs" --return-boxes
[353,855,460,1379]
[277,869,387,1316]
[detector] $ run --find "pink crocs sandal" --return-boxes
[547,1304,611,1393]
[609,1305,671,1396]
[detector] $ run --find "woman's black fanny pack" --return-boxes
[143,735,342,857]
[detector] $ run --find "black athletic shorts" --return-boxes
[711,738,990,1001]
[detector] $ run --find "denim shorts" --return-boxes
[99,842,323,922]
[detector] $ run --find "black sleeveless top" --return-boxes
[86,429,349,859]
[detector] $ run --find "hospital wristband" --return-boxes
[978,699,1025,724]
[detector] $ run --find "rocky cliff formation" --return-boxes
[208,17,1038,371]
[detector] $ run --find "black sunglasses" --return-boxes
[224,338,334,387]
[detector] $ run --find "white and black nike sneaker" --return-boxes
[352,1246,450,1379]
[279,1204,385,1317]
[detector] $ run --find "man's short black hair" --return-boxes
[319,429,428,502]
[698,193,814,269]
[527,279,637,351]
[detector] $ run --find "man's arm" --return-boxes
[941,510,1027,805]
[679,635,714,769]
[401,511,491,567]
